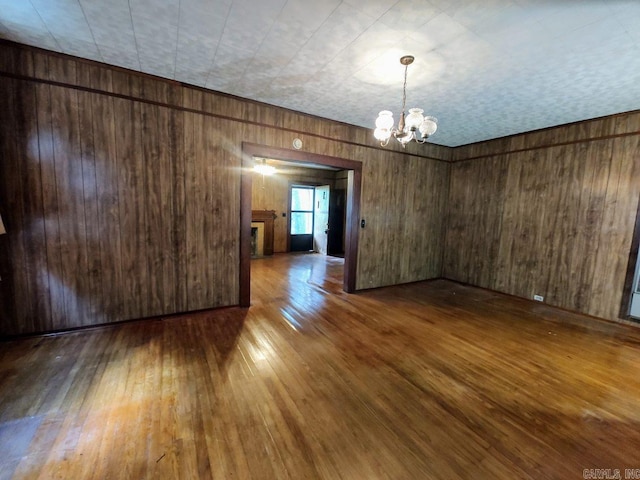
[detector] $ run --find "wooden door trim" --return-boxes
[288,182,316,254]
[287,180,325,253]
[620,195,640,319]
[240,143,362,306]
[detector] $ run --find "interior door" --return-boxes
[327,189,345,256]
[313,185,330,255]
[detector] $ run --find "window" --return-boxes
[290,186,314,235]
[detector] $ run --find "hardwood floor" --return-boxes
[1,253,640,479]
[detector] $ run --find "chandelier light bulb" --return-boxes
[372,55,438,147]
[405,108,424,130]
[374,127,392,141]
[375,110,394,129]
[419,116,438,137]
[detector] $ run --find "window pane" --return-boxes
[291,187,314,211]
[291,212,313,234]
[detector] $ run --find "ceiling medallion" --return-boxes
[374,55,438,147]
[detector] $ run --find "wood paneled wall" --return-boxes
[0,77,239,334]
[335,170,349,191]
[0,41,449,335]
[2,41,637,333]
[251,167,338,253]
[445,113,640,322]
[358,151,450,289]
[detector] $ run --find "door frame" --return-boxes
[289,184,316,253]
[327,188,346,257]
[312,184,331,255]
[620,195,640,319]
[286,180,322,253]
[240,143,362,307]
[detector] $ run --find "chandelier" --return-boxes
[374,55,438,147]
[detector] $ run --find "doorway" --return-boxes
[290,185,315,252]
[240,143,362,307]
[621,198,640,321]
[327,188,346,257]
[630,250,640,319]
[313,185,330,255]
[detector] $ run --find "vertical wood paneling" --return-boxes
[18,81,51,331]
[113,96,141,321]
[210,119,240,306]
[589,135,640,319]
[142,102,165,316]
[184,111,206,310]
[536,147,563,298]
[0,79,31,332]
[251,172,290,253]
[447,129,640,323]
[90,87,124,322]
[51,85,90,327]
[545,144,584,307]
[77,90,105,324]
[505,149,547,299]
[171,109,187,313]
[34,83,65,330]
[201,116,218,308]
[183,110,240,311]
[358,153,383,288]
[400,157,449,282]
[590,144,632,316]
[182,108,195,311]
[156,105,176,312]
[1,42,447,335]
[357,153,449,290]
[131,101,149,319]
[568,141,611,311]
[443,156,508,288]
[3,40,639,334]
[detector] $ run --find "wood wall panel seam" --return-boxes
[452,130,640,163]
[0,70,450,163]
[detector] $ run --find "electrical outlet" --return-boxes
[533,294,544,302]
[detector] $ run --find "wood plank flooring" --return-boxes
[1,253,640,479]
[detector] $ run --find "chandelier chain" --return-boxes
[401,63,408,114]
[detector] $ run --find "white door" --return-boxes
[313,185,330,255]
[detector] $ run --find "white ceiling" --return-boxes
[1,1,639,147]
